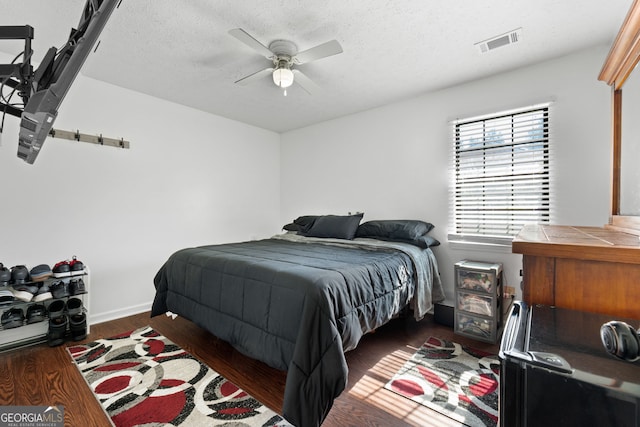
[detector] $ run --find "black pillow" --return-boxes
[417,235,440,248]
[293,215,320,228]
[356,220,434,241]
[369,235,440,249]
[304,213,364,240]
[282,215,320,233]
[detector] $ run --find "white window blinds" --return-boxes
[451,105,551,243]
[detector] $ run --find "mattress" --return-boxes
[151,234,443,426]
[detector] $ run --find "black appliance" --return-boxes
[499,301,640,427]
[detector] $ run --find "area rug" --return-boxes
[67,326,292,427]
[384,336,500,427]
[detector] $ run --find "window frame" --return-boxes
[448,104,552,247]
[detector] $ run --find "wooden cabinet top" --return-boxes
[512,224,640,264]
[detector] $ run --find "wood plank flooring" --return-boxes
[0,311,499,426]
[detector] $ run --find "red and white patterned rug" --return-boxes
[384,336,500,427]
[67,326,292,427]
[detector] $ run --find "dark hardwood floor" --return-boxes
[0,311,499,426]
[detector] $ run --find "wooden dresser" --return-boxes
[512,224,640,319]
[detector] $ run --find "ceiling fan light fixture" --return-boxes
[230,28,343,95]
[273,68,294,88]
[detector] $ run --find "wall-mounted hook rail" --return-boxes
[48,128,130,149]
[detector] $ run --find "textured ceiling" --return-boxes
[0,0,633,132]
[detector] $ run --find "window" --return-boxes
[450,105,551,245]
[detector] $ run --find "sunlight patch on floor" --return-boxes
[348,346,460,427]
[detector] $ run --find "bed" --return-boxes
[151,217,444,427]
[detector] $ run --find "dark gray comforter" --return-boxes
[151,234,443,427]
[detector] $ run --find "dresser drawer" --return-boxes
[455,310,497,343]
[457,291,494,317]
[455,261,499,295]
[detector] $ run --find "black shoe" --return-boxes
[69,278,86,296]
[10,265,29,284]
[33,282,53,302]
[11,283,39,302]
[50,281,70,299]
[48,299,66,319]
[69,256,85,276]
[30,264,52,281]
[69,313,87,341]
[47,315,68,347]
[0,264,10,285]
[1,307,24,329]
[0,288,15,306]
[66,297,83,316]
[26,304,46,324]
[52,261,71,278]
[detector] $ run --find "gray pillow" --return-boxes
[368,234,440,248]
[282,215,320,233]
[304,213,364,240]
[356,220,434,241]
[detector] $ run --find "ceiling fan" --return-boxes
[229,28,343,95]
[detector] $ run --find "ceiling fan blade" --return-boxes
[229,28,275,59]
[294,40,343,64]
[234,67,274,85]
[292,69,320,94]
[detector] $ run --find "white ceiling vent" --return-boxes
[476,28,522,53]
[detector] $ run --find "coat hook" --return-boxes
[98,134,103,145]
[75,130,81,141]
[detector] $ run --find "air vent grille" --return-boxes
[477,28,522,53]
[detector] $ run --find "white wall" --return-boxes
[0,53,281,323]
[0,44,615,323]
[280,45,613,304]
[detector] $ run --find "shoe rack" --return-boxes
[0,268,89,352]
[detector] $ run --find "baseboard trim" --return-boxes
[89,302,152,326]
